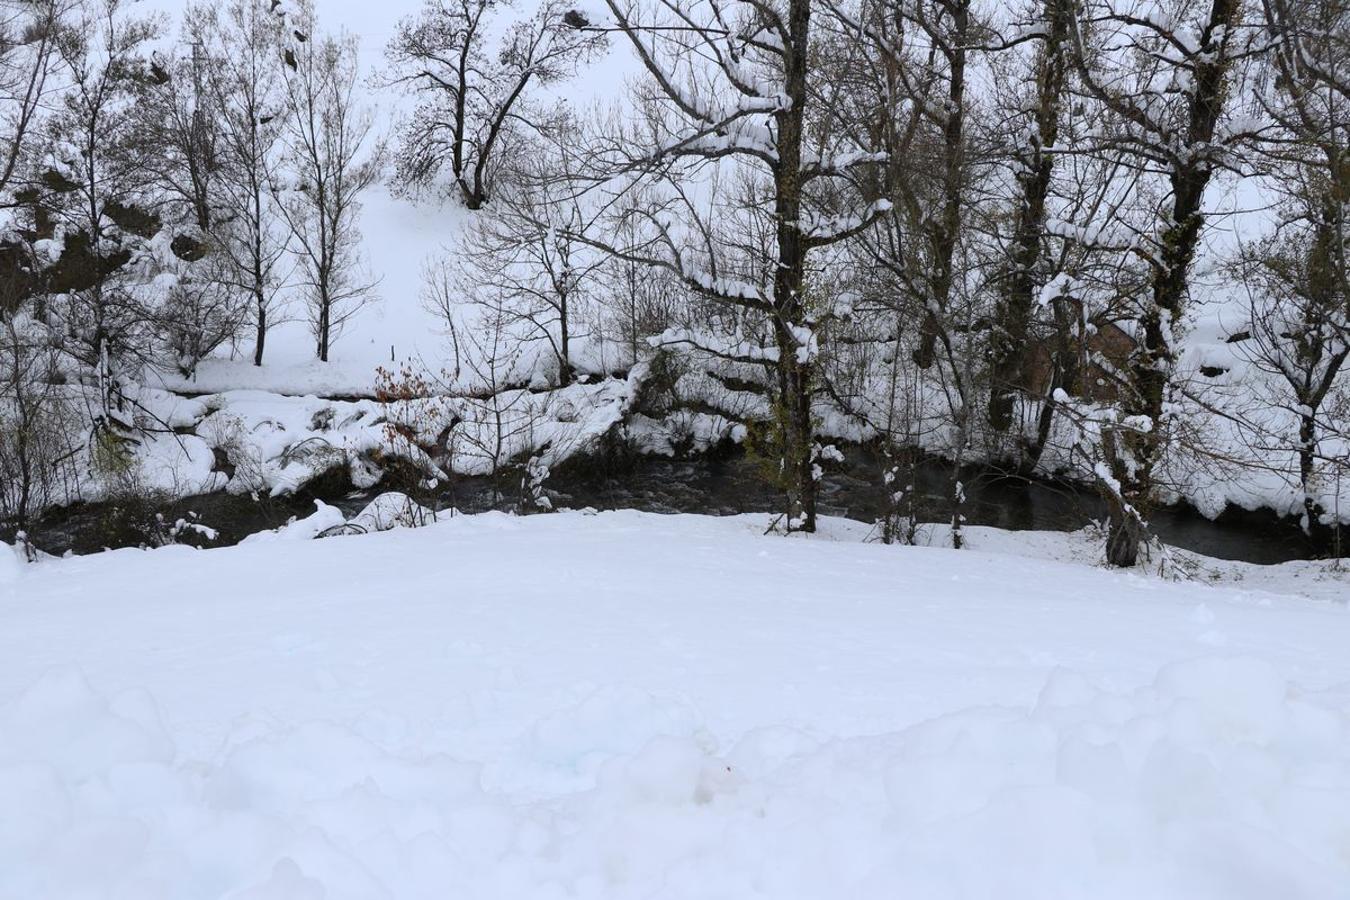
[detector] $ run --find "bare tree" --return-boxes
[280,7,382,363]
[1236,234,1348,532]
[1224,0,1350,538]
[422,254,550,500]
[38,0,161,429]
[0,303,81,538]
[848,0,980,375]
[828,0,993,546]
[576,0,891,532]
[986,0,1072,441]
[0,0,70,205]
[194,0,291,366]
[600,200,684,369]
[383,0,604,208]
[138,15,253,377]
[458,131,606,387]
[1066,0,1252,566]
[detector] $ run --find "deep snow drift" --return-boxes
[2,512,1350,898]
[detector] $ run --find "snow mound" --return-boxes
[241,500,346,543]
[348,491,439,532]
[4,657,1349,899]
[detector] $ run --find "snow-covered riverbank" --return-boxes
[3,511,1348,898]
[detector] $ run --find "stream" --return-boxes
[23,447,1325,564]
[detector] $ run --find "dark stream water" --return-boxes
[24,448,1325,564]
[535,453,1321,564]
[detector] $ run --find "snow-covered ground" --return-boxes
[3,511,1349,898]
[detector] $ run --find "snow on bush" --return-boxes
[624,411,746,457]
[190,379,633,499]
[2,657,1348,899]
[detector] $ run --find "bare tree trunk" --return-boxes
[558,291,572,387]
[914,0,968,371]
[253,288,267,366]
[1074,0,1241,566]
[317,297,330,362]
[989,0,1069,436]
[772,0,817,532]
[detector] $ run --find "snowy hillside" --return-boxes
[138,0,633,394]
[3,511,1350,898]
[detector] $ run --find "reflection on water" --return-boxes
[536,453,1317,565]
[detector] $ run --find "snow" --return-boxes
[2,511,1350,898]
[347,491,439,532]
[0,542,18,584]
[241,500,347,543]
[94,378,638,505]
[624,410,746,456]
